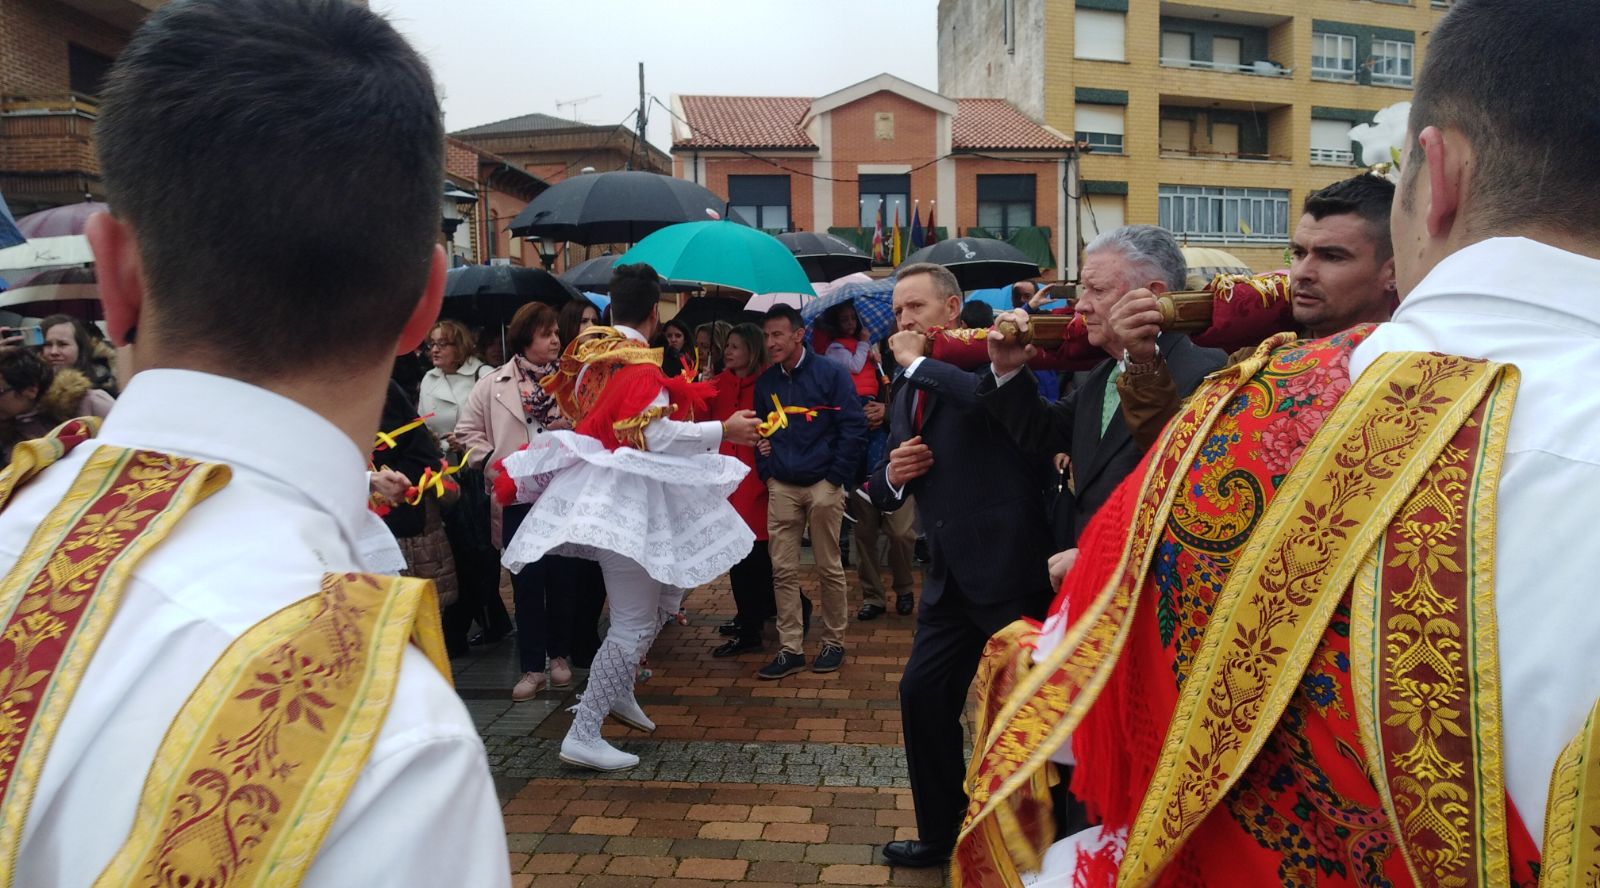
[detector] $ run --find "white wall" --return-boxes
[937,0,1045,119]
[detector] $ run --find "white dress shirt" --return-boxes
[0,370,509,887]
[1351,237,1600,845]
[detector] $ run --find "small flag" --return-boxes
[926,200,939,245]
[1238,218,1253,237]
[891,204,902,266]
[910,202,925,251]
[871,200,885,262]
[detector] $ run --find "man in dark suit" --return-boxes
[870,262,1056,869]
[983,225,1228,549]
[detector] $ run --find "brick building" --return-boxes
[939,0,1446,271]
[0,0,162,214]
[443,137,549,267]
[670,73,1076,278]
[452,112,670,186]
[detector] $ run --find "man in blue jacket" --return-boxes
[754,304,867,679]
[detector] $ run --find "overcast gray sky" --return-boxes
[371,0,939,153]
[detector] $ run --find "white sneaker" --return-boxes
[610,695,656,733]
[559,734,640,772]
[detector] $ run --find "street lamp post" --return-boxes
[534,233,561,271]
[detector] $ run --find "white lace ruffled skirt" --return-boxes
[498,430,755,589]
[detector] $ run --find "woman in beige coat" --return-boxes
[454,302,573,702]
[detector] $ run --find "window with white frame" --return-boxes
[1158,185,1290,243]
[1075,9,1126,61]
[1371,39,1414,86]
[1074,104,1125,153]
[1311,32,1357,81]
[1310,119,1356,165]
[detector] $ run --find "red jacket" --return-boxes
[710,367,768,540]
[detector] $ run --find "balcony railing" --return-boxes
[1158,57,1292,78]
[1160,147,1283,163]
[1,94,99,118]
[1310,147,1356,165]
[1311,65,1358,82]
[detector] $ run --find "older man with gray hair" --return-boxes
[982,224,1227,549]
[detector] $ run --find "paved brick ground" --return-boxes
[453,552,956,887]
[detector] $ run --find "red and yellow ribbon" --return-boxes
[374,414,435,452]
[756,393,840,438]
[404,449,473,506]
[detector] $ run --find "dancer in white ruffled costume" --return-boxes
[495,263,764,771]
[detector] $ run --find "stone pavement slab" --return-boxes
[457,556,974,886]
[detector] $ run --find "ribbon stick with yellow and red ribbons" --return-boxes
[404,449,474,505]
[756,393,841,438]
[368,449,474,517]
[374,413,436,452]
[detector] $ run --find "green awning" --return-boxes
[964,226,1056,270]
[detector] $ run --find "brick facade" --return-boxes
[673,76,1074,274]
[0,0,155,212]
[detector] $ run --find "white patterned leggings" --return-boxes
[566,549,685,743]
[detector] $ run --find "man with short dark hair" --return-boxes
[1109,173,1399,448]
[956,3,1600,882]
[872,261,1057,868]
[753,304,865,679]
[0,0,507,883]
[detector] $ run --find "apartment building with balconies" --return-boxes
[939,0,1446,271]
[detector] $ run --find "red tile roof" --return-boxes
[673,94,1070,153]
[676,95,815,150]
[953,99,1074,151]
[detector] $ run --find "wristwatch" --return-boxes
[1119,344,1163,375]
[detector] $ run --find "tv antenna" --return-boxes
[555,94,600,122]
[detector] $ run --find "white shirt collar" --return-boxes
[96,369,371,556]
[1395,237,1600,335]
[614,324,648,344]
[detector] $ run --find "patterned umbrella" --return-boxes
[800,277,896,344]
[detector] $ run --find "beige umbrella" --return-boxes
[1180,246,1252,290]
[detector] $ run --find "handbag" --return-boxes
[397,498,459,606]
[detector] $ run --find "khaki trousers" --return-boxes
[768,478,848,655]
[848,491,916,608]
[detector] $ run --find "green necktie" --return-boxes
[1100,365,1123,437]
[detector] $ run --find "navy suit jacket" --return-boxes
[868,358,1054,610]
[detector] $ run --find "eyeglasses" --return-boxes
[427,341,454,350]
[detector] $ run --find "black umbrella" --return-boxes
[508,170,727,246]
[776,231,872,283]
[670,296,763,332]
[560,253,699,294]
[898,237,1040,290]
[442,264,577,326]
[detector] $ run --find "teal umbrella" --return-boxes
[615,221,815,296]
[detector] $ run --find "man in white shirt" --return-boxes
[0,0,508,884]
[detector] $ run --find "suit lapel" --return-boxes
[1071,361,1110,485]
[1080,334,1181,488]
